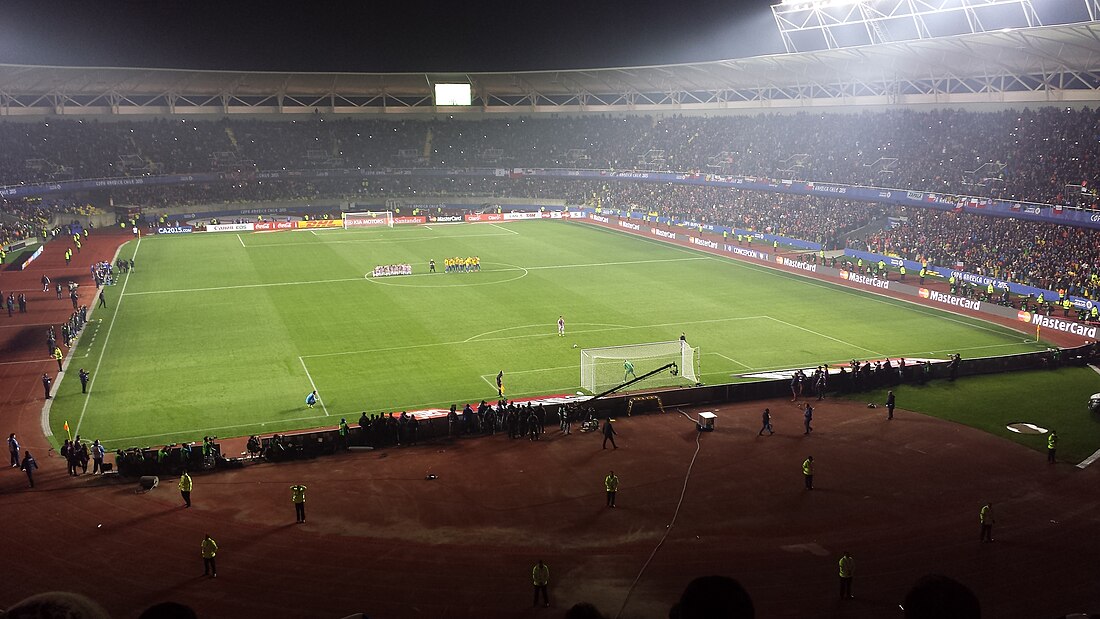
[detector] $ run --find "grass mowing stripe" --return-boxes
[73,235,141,437]
[765,316,884,358]
[123,257,709,296]
[303,315,770,360]
[244,230,517,247]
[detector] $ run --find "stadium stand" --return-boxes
[3,110,1100,302]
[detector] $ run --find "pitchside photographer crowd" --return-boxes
[3,111,1100,306]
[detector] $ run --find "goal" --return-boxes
[580,340,699,394]
[343,211,394,229]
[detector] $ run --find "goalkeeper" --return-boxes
[623,360,636,382]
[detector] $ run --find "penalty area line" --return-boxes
[488,222,519,235]
[1077,448,1100,469]
[299,356,329,416]
[710,352,752,370]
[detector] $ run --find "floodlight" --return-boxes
[772,0,1042,52]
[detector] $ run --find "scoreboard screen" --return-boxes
[434,83,472,106]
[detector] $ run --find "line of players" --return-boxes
[434,256,480,273]
[371,264,412,277]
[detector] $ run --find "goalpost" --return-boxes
[580,340,700,393]
[343,211,394,229]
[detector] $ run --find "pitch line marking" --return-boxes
[765,316,884,357]
[0,358,64,367]
[97,381,583,447]
[710,352,753,370]
[479,364,580,389]
[0,322,59,330]
[464,322,631,343]
[298,356,329,416]
[366,262,529,288]
[128,276,366,295]
[709,256,1029,341]
[244,230,515,247]
[237,234,246,248]
[74,235,142,437]
[103,413,333,447]
[123,256,711,296]
[488,222,519,235]
[1077,449,1100,469]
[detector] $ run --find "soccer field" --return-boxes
[51,220,1046,447]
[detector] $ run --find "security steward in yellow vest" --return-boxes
[179,471,193,508]
[980,503,994,542]
[201,534,218,577]
[291,483,307,523]
[532,560,550,607]
[604,471,619,508]
[803,456,814,490]
[1047,430,1057,464]
[838,552,854,599]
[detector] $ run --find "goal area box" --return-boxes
[580,340,699,393]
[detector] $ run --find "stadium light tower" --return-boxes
[771,0,1043,53]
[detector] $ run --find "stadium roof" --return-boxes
[0,21,1098,116]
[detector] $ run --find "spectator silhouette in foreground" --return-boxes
[2,591,111,619]
[669,575,755,619]
[902,574,980,619]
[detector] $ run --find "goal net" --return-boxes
[580,340,699,394]
[343,211,394,229]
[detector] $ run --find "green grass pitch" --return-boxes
[51,220,1049,448]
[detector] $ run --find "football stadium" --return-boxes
[2,2,1100,618]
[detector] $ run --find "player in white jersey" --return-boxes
[557,316,565,337]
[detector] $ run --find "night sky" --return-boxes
[0,0,784,73]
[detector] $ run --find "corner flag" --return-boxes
[63,421,71,440]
